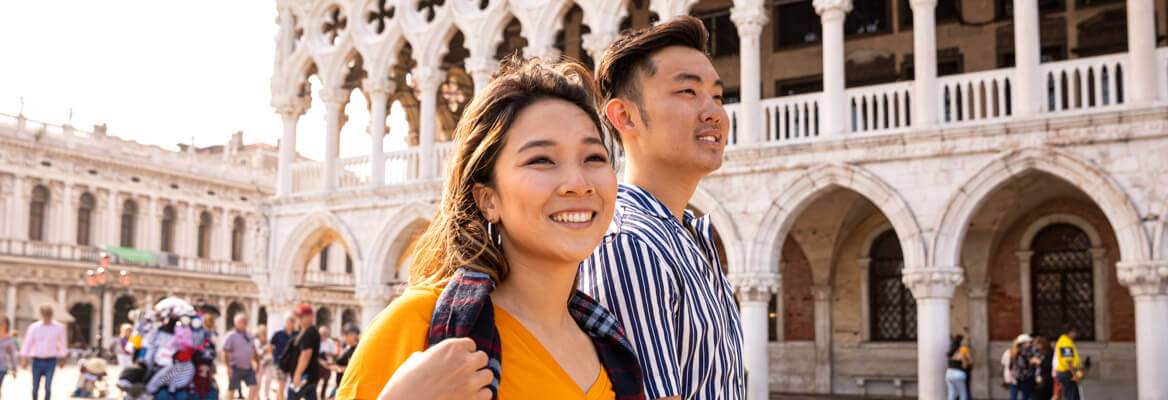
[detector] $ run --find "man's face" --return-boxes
[625,46,727,176]
[286,317,296,331]
[234,316,248,332]
[1067,330,1078,340]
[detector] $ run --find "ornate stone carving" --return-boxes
[730,5,768,37]
[1117,261,1168,296]
[901,266,964,299]
[411,66,446,93]
[730,272,780,303]
[812,0,853,15]
[318,87,351,109]
[362,78,395,97]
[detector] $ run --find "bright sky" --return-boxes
[0,1,408,162]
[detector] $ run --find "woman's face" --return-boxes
[477,99,617,267]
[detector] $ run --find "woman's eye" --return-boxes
[586,154,609,163]
[526,157,553,166]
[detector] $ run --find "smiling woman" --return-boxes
[335,57,646,400]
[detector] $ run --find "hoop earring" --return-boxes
[487,220,502,246]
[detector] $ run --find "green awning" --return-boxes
[105,246,155,264]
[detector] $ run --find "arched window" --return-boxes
[342,309,357,329]
[197,211,212,258]
[345,254,353,274]
[120,199,138,247]
[315,306,332,330]
[869,230,915,341]
[231,217,245,262]
[319,245,330,271]
[29,185,49,241]
[77,193,95,245]
[160,206,176,252]
[1031,223,1095,341]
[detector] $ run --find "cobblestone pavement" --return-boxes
[0,364,290,400]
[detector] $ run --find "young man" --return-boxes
[284,304,320,400]
[223,314,260,400]
[578,16,743,400]
[269,313,298,400]
[20,305,68,400]
[1054,325,1083,400]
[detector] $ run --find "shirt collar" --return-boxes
[617,183,698,224]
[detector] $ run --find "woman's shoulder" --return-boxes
[368,286,443,333]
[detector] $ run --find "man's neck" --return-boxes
[626,160,701,224]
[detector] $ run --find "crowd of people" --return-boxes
[943,325,1087,400]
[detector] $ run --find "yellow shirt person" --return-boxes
[1054,333,1082,377]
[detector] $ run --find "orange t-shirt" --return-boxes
[335,286,615,400]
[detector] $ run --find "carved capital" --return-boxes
[465,56,499,78]
[273,95,309,118]
[812,0,853,17]
[411,66,446,93]
[730,272,780,303]
[901,266,964,299]
[582,31,619,58]
[730,6,768,37]
[1117,261,1168,297]
[966,281,990,299]
[811,284,832,302]
[319,87,351,109]
[362,78,395,97]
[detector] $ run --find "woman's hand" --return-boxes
[377,337,493,400]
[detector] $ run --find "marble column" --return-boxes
[7,175,24,238]
[1127,0,1160,104]
[276,99,307,196]
[364,79,394,187]
[105,190,118,247]
[102,289,113,349]
[812,284,833,393]
[413,66,445,179]
[966,281,990,399]
[319,87,350,191]
[466,56,498,96]
[814,0,852,136]
[731,2,768,145]
[903,267,963,400]
[909,0,939,127]
[733,273,779,400]
[58,183,74,243]
[1117,261,1168,400]
[1012,0,1042,117]
[6,284,17,325]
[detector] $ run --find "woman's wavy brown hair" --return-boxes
[409,56,607,287]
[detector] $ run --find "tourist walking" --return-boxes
[281,304,320,400]
[223,313,260,400]
[20,304,68,400]
[1007,334,1041,400]
[0,315,18,392]
[325,325,359,400]
[946,334,971,400]
[578,16,745,400]
[254,324,270,400]
[316,326,338,400]
[269,313,297,400]
[1054,325,1083,400]
[1034,335,1055,400]
[115,324,134,370]
[335,56,643,400]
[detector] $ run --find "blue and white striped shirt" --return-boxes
[579,184,745,400]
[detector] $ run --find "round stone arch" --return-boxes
[1154,199,1168,261]
[931,146,1150,269]
[751,163,928,275]
[364,202,438,286]
[690,184,746,274]
[274,210,364,288]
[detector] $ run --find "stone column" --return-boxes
[365,79,394,187]
[902,267,963,400]
[320,87,350,191]
[909,0,939,127]
[812,284,833,393]
[6,284,16,325]
[1117,261,1168,400]
[814,0,851,137]
[966,281,991,399]
[7,175,24,238]
[413,66,445,179]
[731,2,768,145]
[733,273,779,400]
[276,100,306,197]
[102,289,113,349]
[1012,0,1042,116]
[218,210,233,261]
[1128,0,1160,104]
[1016,250,1035,332]
[249,298,259,331]
[466,56,498,95]
[57,183,74,243]
[582,30,618,69]
[106,190,119,246]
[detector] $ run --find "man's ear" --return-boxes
[605,98,642,139]
[472,183,499,223]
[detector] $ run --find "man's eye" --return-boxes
[677,89,696,95]
[586,154,609,163]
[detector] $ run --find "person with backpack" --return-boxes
[278,305,320,400]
